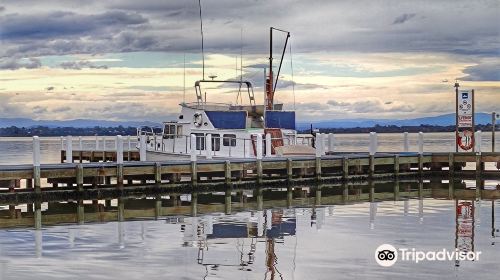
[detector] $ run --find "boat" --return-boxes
[137,28,316,161]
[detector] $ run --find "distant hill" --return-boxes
[297,113,493,130]
[0,118,159,128]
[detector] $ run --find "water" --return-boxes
[0,132,499,164]
[0,182,499,279]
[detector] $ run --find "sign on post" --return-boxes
[456,89,475,152]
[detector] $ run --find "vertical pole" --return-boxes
[116,135,124,164]
[76,164,84,191]
[66,135,73,163]
[369,132,376,177]
[418,132,424,155]
[286,158,293,182]
[79,136,83,150]
[206,133,212,159]
[102,136,106,162]
[33,136,41,194]
[190,134,198,186]
[455,81,459,152]
[265,133,272,157]
[369,132,377,155]
[60,136,64,150]
[342,157,349,180]
[475,130,482,154]
[139,134,147,161]
[315,134,322,181]
[225,160,231,186]
[116,135,124,187]
[95,135,99,150]
[403,132,409,152]
[394,155,400,176]
[492,112,496,152]
[155,162,162,184]
[256,134,263,184]
[328,133,335,153]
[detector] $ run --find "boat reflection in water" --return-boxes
[0,179,500,279]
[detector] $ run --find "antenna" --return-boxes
[198,0,205,80]
[183,53,186,103]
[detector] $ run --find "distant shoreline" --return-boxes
[0,124,496,137]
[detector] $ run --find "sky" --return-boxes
[0,0,498,122]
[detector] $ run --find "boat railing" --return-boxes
[145,133,314,158]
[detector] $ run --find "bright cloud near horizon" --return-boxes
[0,0,498,123]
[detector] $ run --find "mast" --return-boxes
[266,27,290,111]
[198,0,205,80]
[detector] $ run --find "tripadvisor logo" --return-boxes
[375,244,482,267]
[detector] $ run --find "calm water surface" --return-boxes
[0,182,499,280]
[1,132,499,164]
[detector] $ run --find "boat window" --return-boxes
[223,134,236,146]
[211,134,220,151]
[163,124,176,139]
[192,133,205,150]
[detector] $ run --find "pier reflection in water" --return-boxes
[0,180,500,280]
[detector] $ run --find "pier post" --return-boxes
[315,134,322,181]
[60,136,64,151]
[448,153,454,177]
[191,192,198,217]
[190,134,198,186]
[224,160,231,186]
[155,162,162,184]
[127,135,131,161]
[342,157,349,180]
[33,136,41,194]
[116,135,124,187]
[95,135,99,150]
[286,158,293,182]
[287,186,293,208]
[328,133,335,153]
[418,132,424,174]
[256,188,263,211]
[34,201,42,230]
[102,136,106,161]
[139,135,147,161]
[206,133,212,159]
[369,132,377,177]
[256,134,263,184]
[475,130,482,154]
[265,133,272,157]
[225,189,232,215]
[66,136,73,163]
[403,132,409,152]
[79,136,83,150]
[394,155,400,176]
[76,164,84,191]
[155,195,162,219]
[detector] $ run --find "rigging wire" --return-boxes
[289,40,296,111]
[198,0,205,80]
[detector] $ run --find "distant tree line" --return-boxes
[299,124,498,134]
[0,126,138,137]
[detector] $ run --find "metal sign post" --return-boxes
[455,85,475,152]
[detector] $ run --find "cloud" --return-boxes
[461,61,500,81]
[0,57,41,70]
[59,60,108,70]
[0,6,5,12]
[392,13,416,25]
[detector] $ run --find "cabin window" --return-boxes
[211,134,220,151]
[192,133,205,150]
[223,134,236,147]
[163,124,176,139]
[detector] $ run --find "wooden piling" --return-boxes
[224,160,231,185]
[155,162,162,184]
[394,155,400,176]
[32,136,41,194]
[286,158,293,182]
[256,134,263,184]
[342,157,349,180]
[76,164,84,191]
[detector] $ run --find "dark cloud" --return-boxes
[59,60,108,70]
[0,6,5,12]
[0,0,498,62]
[52,106,71,113]
[0,57,41,70]
[461,62,500,81]
[392,13,416,25]
[32,106,48,114]
[0,11,147,40]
